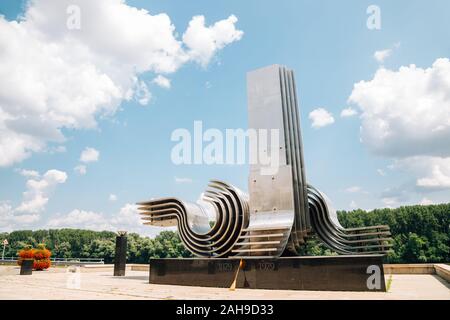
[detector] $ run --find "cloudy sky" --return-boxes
[1,0,449,236]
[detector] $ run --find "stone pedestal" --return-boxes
[113,235,127,276]
[20,259,33,275]
[149,255,386,292]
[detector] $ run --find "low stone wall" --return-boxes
[79,264,114,272]
[383,264,435,274]
[384,263,450,283]
[434,264,450,282]
[130,264,149,272]
[79,264,149,272]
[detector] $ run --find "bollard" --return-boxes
[114,231,127,276]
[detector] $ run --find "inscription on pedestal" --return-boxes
[216,262,233,272]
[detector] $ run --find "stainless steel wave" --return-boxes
[137,65,393,258]
[307,185,392,255]
[138,180,250,257]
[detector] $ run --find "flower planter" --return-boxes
[18,244,51,271]
[20,259,33,275]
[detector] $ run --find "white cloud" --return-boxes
[387,163,396,170]
[349,200,358,209]
[0,201,40,231]
[340,107,358,118]
[394,156,450,190]
[349,58,450,193]
[382,197,398,208]
[308,108,335,129]
[46,203,164,237]
[109,194,117,201]
[153,75,171,89]
[111,203,141,227]
[374,49,392,63]
[183,15,243,67]
[373,43,400,64]
[49,145,67,154]
[18,169,40,178]
[377,169,386,176]
[417,164,450,189]
[74,165,87,175]
[380,185,410,205]
[380,185,410,207]
[0,0,243,167]
[175,176,193,184]
[47,209,111,231]
[15,169,67,214]
[345,186,362,193]
[349,58,450,158]
[419,198,434,206]
[0,169,67,230]
[80,147,99,163]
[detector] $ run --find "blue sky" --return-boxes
[1,0,449,236]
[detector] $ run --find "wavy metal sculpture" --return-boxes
[138,65,393,258]
[138,181,250,257]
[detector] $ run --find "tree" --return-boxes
[53,241,72,258]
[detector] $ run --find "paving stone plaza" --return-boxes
[0,266,448,300]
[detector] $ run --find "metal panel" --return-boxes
[247,65,288,169]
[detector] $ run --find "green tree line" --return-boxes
[300,203,449,263]
[337,203,449,263]
[1,203,448,263]
[0,229,192,263]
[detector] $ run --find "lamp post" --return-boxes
[2,239,8,260]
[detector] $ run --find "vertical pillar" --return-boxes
[114,231,127,276]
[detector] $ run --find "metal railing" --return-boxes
[0,256,104,265]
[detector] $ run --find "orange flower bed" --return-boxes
[33,245,52,270]
[33,249,51,260]
[17,248,34,266]
[18,249,34,259]
[17,245,52,270]
[33,259,51,270]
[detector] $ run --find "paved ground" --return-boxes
[0,266,448,300]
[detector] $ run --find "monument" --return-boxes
[138,65,393,291]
